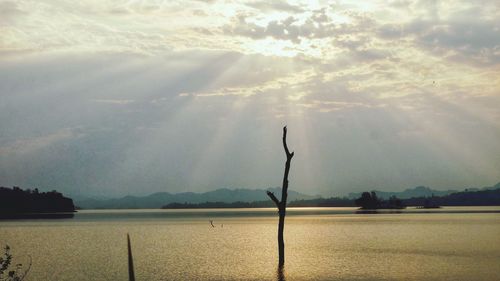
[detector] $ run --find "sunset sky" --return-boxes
[1,0,499,197]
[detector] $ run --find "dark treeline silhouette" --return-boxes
[162,198,354,209]
[288,197,355,207]
[355,192,380,209]
[403,188,500,206]
[416,197,441,209]
[162,200,274,209]
[355,192,405,209]
[162,187,500,209]
[0,186,75,216]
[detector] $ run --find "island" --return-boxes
[354,192,406,210]
[0,186,76,219]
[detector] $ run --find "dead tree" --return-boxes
[267,126,294,267]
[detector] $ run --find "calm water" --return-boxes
[1,207,499,281]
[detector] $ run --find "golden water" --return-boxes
[1,208,499,281]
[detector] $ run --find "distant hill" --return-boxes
[348,186,459,200]
[481,182,500,191]
[75,187,317,209]
[403,186,500,206]
[162,185,500,208]
[76,182,500,209]
[162,200,274,209]
[162,197,356,209]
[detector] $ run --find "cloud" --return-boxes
[0,128,82,155]
[222,9,376,44]
[92,99,135,105]
[245,1,304,13]
[376,8,500,66]
[297,100,376,113]
[416,19,500,66]
[0,1,25,25]
[0,0,499,197]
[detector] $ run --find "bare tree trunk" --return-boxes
[277,213,285,265]
[267,126,294,267]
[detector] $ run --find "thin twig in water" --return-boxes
[127,234,135,281]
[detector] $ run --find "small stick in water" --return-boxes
[127,233,136,281]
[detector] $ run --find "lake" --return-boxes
[1,207,499,281]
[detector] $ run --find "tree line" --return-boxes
[0,186,75,214]
[162,187,500,209]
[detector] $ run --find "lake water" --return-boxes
[1,207,499,281]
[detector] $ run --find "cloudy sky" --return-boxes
[0,0,499,197]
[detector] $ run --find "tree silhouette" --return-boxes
[267,126,294,267]
[355,191,380,209]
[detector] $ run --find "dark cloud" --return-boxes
[417,20,500,66]
[378,16,500,66]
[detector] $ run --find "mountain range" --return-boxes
[75,182,500,209]
[347,183,500,199]
[75,187,317,209]
[347,186,459,200]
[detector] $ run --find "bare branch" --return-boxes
[266,191,280,207]
[282,126,294,159]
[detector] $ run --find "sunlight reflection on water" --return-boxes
[0,207,499,281]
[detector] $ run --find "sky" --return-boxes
[0,0,499,198]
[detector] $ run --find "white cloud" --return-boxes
[92,99,135,105]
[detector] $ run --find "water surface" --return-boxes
[1,207,499,281]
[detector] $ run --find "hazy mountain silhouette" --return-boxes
[75,187,317,209]
[76,182,500,209]
[348,186,459,200]
[404,186,500,206]
[480,182,500,191]
[164,185,500,208]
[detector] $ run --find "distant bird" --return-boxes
[209,220,215,227]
